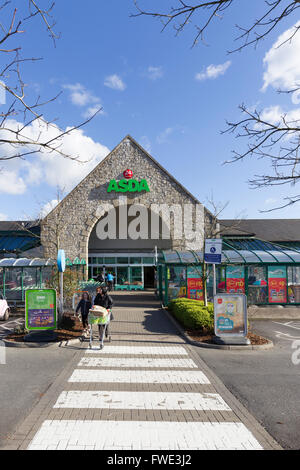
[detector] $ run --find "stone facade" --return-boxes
[41,136,206,270]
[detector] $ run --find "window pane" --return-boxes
[226,266,245,294]
[288,266,300,303]
[5,268,22,301]
[248,266,267,305]
[117,257,129,264]
[116,267,129,285]
[104,257,115,264]
[187,266,202,301]
[217,266,226,293]
[142,257,154,264]
[130,257,141,264]
[168,267,187,301]
[130,266,142,285]
[23,268,39,289]
[268,266,287,303]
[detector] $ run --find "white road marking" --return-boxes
[78,357,197,368]
[273,321,300,331]
[274,330,300,341]
[54,390,231,411]
[27,420,263,450]
[85,345,188,355]
[69,369,210,384]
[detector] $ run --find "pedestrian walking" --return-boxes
[107,272,114,291]
[95,271,104,283]
[76,292,92,331]
[93,287,113,339]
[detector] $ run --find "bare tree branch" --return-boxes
[132,0,300,49]
[0,1,99,164]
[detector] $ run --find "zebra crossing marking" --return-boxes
[27,420,263,450]
[68,369,211,384]
[78,357,197,368]
[54,390,231,411]
[85,345,188,355]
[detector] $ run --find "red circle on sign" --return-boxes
[123,169,133,179]
[218,299,222,304]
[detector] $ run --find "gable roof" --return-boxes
[220,219,300,242]
[43,134,203,221]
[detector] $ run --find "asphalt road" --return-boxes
[0,345,78,446]
[194,320,300,450]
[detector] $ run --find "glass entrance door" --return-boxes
[117,266,129,286]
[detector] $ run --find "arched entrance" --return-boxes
[87,205,172,288]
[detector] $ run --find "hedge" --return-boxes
[168,298,214,332]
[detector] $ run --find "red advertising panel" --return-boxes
[226,266,245,294]
[187,267,203,301]
[268,266,287,303]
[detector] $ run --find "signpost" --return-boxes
[57,249,66,323]
[213,293,250,345]
[25,289,57,331]
[204,239,222,264]
[204,238,222,298]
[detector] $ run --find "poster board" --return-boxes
[268,266,287,303]
[226,266,245,294]
[214,293,247,337]
[187,267,203,301]
[25,289,57,331]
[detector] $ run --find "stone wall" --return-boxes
[41,136,205,269]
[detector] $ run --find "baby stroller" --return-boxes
[88,306,112,350]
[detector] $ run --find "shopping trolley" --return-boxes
[88,307,112,350]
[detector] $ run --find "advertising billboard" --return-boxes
[214,293,247,337]
[25,289,57,331]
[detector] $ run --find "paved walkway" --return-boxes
[2,292,280,450]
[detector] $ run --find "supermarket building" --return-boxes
[2,135,300,305]
[41,135,208,288]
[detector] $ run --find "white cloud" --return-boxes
[195,61,231,81]
[40,199,59,217]
[157,127,174,144]
[0,213,8,220]
[0,119,110,194]
[82,105,104,119]
[104,74,126,91]
[0,170,26,194]
[147,66,164,80]
[262,21,300,103]
[63,83,99,107]
[257,105,300,127]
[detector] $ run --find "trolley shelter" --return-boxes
[0,257,86,302]
[157,242,300,306]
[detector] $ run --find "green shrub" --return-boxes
[168,298,214,333]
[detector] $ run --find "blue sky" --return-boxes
[1,0,300,220]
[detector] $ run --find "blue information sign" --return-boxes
[204,239,222,264]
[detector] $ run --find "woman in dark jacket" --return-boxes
[76,292,92,330]
[93,287,113,339]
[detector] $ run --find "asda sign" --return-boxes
[107,169,150,193]
[107,179,150,193]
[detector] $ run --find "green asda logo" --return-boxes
[107,179,150,193]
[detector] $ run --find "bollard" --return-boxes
[0,340,6,365]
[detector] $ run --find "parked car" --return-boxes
[0,294,10,321]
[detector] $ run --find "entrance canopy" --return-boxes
[159,246,300,265]
[157,242,300,307]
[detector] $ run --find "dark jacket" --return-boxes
[94,293,113,310]
[76,299,92,317]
